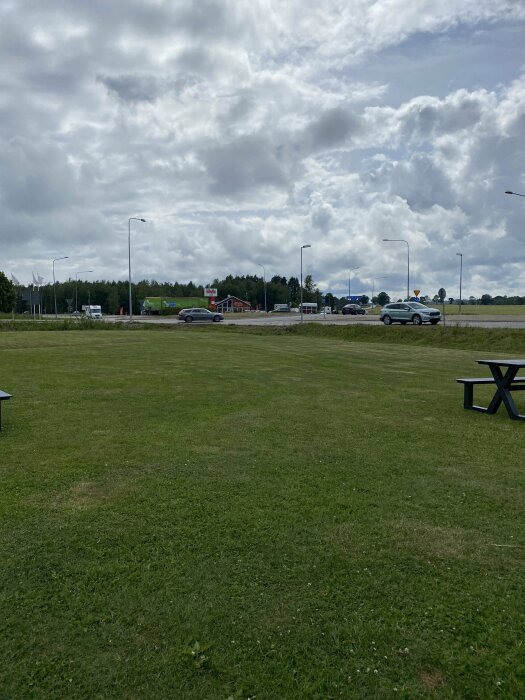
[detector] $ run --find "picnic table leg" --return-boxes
[486,366,521,419]
[463,382,474,409]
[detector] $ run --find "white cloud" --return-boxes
[1,1,525,297]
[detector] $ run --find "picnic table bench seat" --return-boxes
[457,362,525,419]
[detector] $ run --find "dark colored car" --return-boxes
[178,308,223,323]
[342,304,366,315]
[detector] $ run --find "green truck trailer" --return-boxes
[141,297,208,315]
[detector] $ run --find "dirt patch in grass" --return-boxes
[57,479,129,510]
[390,521,485,562]
[420,668,446,690]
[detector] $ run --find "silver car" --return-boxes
[178,308,223,323]
[379,302,441,325]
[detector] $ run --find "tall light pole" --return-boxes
[52,256,69,318]
[300,244,311,322]
[257,263,267,313]
[456,253,463,314]
[372,276,388,309]
[348,266,359,300]
[128,217,146,323]
[75,270,93,313]
[383,238,410,300]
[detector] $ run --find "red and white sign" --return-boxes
[204,287,218,297]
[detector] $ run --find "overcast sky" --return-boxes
[2,0,525,300]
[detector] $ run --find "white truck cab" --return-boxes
[84,305,102,319]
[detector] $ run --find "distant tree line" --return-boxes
[7,273,374,314]
[435,294,525,306]
[6,268,524,314]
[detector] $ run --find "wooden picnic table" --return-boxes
[457,359,525,421]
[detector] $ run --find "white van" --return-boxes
[84,305,102,319]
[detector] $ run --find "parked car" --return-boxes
[342,304,366,315]
[379,302,441,325]
[178,308,223,323]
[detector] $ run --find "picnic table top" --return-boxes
[477,359,525,367]
[0,391,12,399]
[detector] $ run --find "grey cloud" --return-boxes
[366,90,491,148]
[221,93,256,126]
[309,194,334,232]
[97,53,223,105]
[311,205,333,232]
[175,46,218,78]
[0,139,79,214]
[175,0,238,39]
[401,92,485,141]
[11,0,251,48]
[202,135,288,195]
[98,73,163,103]
[365,153,455,211]
[305,107,361,152]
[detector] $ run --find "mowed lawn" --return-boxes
[1,329,524,699]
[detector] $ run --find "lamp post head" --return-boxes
[301,244,311,249]
[505,191,514,195]
[140,218,146,222]
[456,253,462,257]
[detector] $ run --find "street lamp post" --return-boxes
[52,256,69,318]
[257,263,267,313]
[300,244,311,322]
[128,217,146,323]
[75,270,93,313]
[456,253,463,314]
[382,238,410,301]
[348,266,359,300]
[372,276,388,309]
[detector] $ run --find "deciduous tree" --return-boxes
[0,272,16,312]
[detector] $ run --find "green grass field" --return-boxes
[418,305,525,316]
[1,327,524,698]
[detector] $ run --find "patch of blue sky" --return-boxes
[339,21,525,107]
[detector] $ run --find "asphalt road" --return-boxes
[104,313,525,329]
